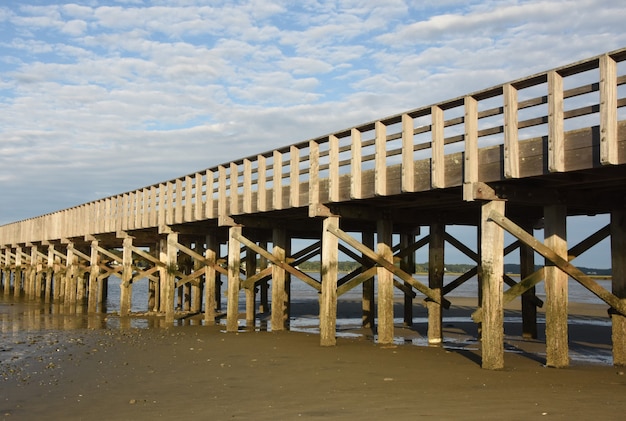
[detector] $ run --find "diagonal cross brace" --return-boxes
[488,210,626,316]
[325,225,451,309]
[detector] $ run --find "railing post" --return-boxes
[290,146,300,207]
[273,150,283,210]
[548,71,564,172]
[464,96,478,185]
[401,114,415,192]
[351,128,363,199]
[431,106,445,188]
[600,53,618,165]
[329,135,340,202]
[375,121,387,196]
[503,84,520,178]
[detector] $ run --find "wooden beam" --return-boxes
[480,200,505,370]
[325,225,451,309]
[350,128,363,199]
[320,216,339,346]
[503,83,520,178]
[487,210,626,316]
[544,205,569,367]
[271,227,289,331]
[548,70,564,172]
[599,54,618,165]
[377,218,394,344]
[427,222,445,344]
[375,121,387,196]
[431,105,445,188]
[401,114,415,192]
[611,210,626,366]
[226,226,242,332]
[464,96,478,185]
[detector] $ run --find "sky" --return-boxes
[1,0,625,268]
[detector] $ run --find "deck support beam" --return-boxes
[611,210,626,366]
[480,200,505,369]
[544,205,569,368]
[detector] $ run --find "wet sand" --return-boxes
[2,297,626,420]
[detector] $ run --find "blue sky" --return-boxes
[1,0,625,268]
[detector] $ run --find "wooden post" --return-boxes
[65,245,77,305]
[520,221,538,339]
[599,54,618,165]
[28,245,37,300]
[481,200,505,370]
[148,243,158,312]
[611,210,626,366]
[548,71,564,173]
[362,231,375,329]
[375,122,387,196]
[3,249,9,295]
[34,248,44,301]
[544,204,569,368]
[503,83,520,178]
[226,226,242,332]
[245,244,257,328]
[14,246,22,298]
[271,227,289,331]
[120,236,133,316]
[204,234,219,325]
[164,232,178,323]
[258,240,269,313]
[192,240,203,314]
[431,105,445,189]
[377,218,394,345]
[400,232,415,327]
[320,216,339,346]
[88,240,99,313]
[428,223,445,344]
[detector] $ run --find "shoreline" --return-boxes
[2,296,622,419]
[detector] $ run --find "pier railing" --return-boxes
[1,48,625,246]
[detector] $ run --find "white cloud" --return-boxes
[0,0,623,268]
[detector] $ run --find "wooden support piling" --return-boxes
[611,210,626,366]
[320,216,339,346]
[544,205,569,368]
[204,234,219,324]
[226,226,242,332]
[520,221,538,339]
[271,227,289,332]
[480,200,505,370]
[427,223,445,345]
[120,236,133,316]
[377,218,394,345]
[362,231,375,329]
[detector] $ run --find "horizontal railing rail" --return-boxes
[2,48,626,246]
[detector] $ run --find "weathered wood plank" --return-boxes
[611,210,626,366]
[480,200,505,370]
[464,96,478,185]
[600,54,618,165]
[503,83,520,178]
[548,70,564,172]
[320,216,339,346]
[431,105,445,188]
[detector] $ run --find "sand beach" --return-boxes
[2,296,626,420]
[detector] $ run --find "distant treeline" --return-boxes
[297,261,611,276]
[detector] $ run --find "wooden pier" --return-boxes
[1,49,625,369]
